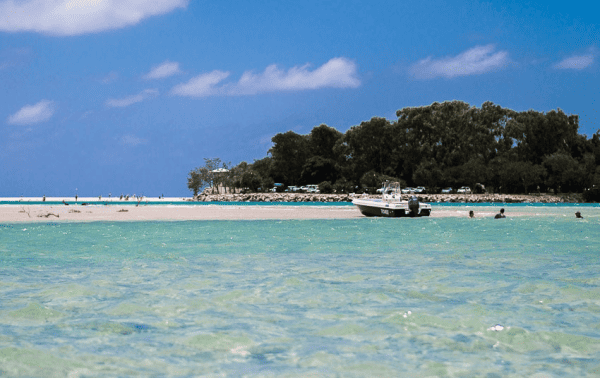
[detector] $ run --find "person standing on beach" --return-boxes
[495,208,505,219]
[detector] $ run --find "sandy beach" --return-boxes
[0,203,557,222]
[1,196,593,222]
[0,204,359,222]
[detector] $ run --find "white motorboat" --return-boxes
[352,181,432,217]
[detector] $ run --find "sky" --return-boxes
[1,0,598,197]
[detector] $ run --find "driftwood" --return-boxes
[38,213,59,218]
[69,209,81,213]
[117,209,129,212]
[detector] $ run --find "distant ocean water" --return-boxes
[1,210,600,376]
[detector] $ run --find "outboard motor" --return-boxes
[408,195,419,216]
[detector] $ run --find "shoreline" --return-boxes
[0,202,592,223]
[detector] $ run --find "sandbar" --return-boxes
[0,203,561,222]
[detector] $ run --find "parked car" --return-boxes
[441,187,453,194]
[401,187,414,194]
[457,186,472,194]
[305,184,320,193]
[285,186,301,192]
[414,186,426,194]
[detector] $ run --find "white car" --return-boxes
[414,186,426,194]
[457,186,472,194]
[401,187,414,194]
[441,187,453,194]
[305,185,320,193]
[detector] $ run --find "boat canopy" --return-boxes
[382,181,402,195]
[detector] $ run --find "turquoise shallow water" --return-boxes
[1,210,600,377]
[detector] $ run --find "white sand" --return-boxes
[0,204,360,222]
[0,203,545,222]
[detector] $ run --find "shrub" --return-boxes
[318,181,334,194]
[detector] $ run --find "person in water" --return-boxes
[494,208,506,219]
[575,211,583,219]
[469,210,474,218]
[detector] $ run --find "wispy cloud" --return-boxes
[170,70,231,97]
[120,134,147,147]
[171,57,360,97]
[410,45,510,79]
[554,49,595,70]
[231,57,360,95]
[7,100,55,125]
[106,89,159,108]
[0,0,189,36]
[144,61,182,80]
[101,71,119,84]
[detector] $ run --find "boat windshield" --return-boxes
[382,182,402,195]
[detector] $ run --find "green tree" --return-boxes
[187,158,229,195]
[498,161,545,193]
[342,117,394,184]
[543,152,583,192]
[187,170,202,196]
[507,109,580,164]
[300,156,339,184]
[308,124,343,161]
[412,158,443,190]
[269,131,310,185]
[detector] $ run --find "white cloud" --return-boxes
[171,57,360,97]
[170,70,231,97]
[231,57,360,95]
[410,45,510,79]
[120,134,146,146]
[554,53,594,70]
[106,88,158,108]
[8,99,54,125]
[0,0,189,36]
[144,61,181,80]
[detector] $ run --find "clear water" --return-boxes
[1,210,600,377]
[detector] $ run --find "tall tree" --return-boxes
[341,117,394,184]
[269,131,310,185]
[308,124,343,161]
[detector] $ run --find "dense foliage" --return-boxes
[188,101,600,196]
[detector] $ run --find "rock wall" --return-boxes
[193,192,577,203]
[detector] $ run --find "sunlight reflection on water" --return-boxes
[1,213,599,376]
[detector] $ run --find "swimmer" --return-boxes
[494,208,506,219]
[575,211,583,219]
[469,210,474,218]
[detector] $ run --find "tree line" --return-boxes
[188,101,600,199]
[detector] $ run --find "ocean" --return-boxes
[1,205,599,377]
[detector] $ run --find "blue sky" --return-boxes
[1,0,598,197]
